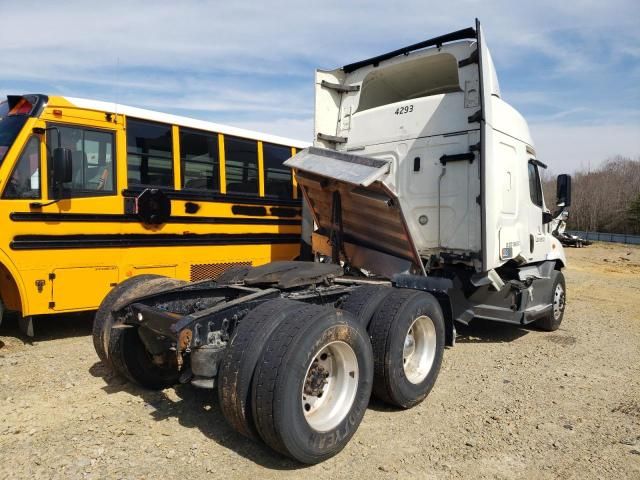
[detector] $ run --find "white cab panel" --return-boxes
[296,23,562,276]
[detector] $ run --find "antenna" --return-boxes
[114,56,120,122]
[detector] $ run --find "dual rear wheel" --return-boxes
[219,301,374,464]
[366,288,445,409]
[218,287,446,463]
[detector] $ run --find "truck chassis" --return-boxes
[95,261,458,463]
[94,258,564,463]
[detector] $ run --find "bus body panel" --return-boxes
[0,95,307,318]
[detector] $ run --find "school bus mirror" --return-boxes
[52,147,73,186]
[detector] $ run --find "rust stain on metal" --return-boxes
[178,329,193,351]
[176,329,192,368]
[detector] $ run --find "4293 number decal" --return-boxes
[395,105,414,115]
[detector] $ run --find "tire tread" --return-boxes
[93,274,164,367]
[218,298,304,439]
[252,304,326,455]
[340,284,393,327]
[368,289,421,405]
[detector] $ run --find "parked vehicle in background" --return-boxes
[93,20,573,464]
[0,95,307,335]
[552,211,592,247]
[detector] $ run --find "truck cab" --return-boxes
[287,19,571,327]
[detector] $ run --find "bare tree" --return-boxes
[541,156,640,234]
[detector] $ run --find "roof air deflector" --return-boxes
[342,26,477,74]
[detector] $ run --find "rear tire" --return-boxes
[340,284,393,328]
[93,275,185,368]
[252,307,374,464]
[217,298,306,439]
[368,289,445,409]
[109,326,180,389]
[536,270,566,331]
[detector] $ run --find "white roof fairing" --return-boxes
[63,97,310,148]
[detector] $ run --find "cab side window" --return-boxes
[48,125,116,196]
[528,162,543,208]
[2,136,41,199]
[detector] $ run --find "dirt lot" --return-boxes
[1,243,639,479]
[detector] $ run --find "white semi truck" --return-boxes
[93,20,571,464]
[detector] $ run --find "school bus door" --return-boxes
[40,111,123,311]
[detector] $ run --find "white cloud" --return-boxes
[1,0,638,171]
[2,1,638,75]
[531,123,640,172]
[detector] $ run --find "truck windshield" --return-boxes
[0,101,29,165]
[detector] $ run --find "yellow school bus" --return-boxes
[0,94,308,333]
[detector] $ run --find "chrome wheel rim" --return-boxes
[301,341,359,432]
[403,315,437,384]
[553,284,565,320]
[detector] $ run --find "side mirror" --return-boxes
[556,174,572,208]
[52,147,73,185]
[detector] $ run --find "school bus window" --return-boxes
[263,142,293,199]
[127,118,173,188]
[48,126,115,195]
[180,128,220,191]
[0,100,29,164]
[2,136,40,199]
[225,136,258,195]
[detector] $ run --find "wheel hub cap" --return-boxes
[553,284,565,320]
[302,341,359,432]
[304,362,329,397]
[402,315,437,384]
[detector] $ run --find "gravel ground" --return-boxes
[1,243,639,479]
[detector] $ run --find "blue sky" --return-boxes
[1,0,638,172]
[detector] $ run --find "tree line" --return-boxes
[541,156,640,235]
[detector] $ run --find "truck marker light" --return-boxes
[8,98,33,116]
